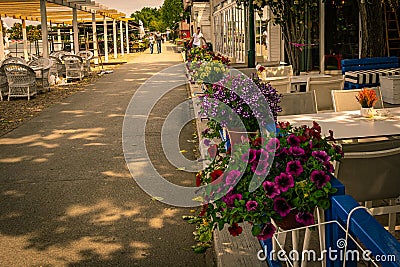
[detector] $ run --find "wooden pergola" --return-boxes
[0,0,133,63]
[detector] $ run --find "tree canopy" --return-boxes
[130,0,184,33]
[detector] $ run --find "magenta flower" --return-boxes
[225,170,241,185]
[266,138,280,152]
[241,149,257,163]
[257,223,276,241]
[258,149,269,161]
[222,192,243,207]
[287,134,300,147]
[262,181,280,198]
[312,150,330,163]
[274,173,294,192]
[286,160,303,176]
[295,211,315,226]
[203,139,211,146]
[252,160,270,176]
[324,162,334,173]
[246,200,259,212]
[310,170,330,188]
[273,197,291,217]
[289,146,305,157]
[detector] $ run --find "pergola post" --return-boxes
[92,13,99,65]
[22,19,29,61]
[0,16,5,60]
[103,16,109,63]
[57,27,62,51]
[72,7,79,53]
[113,19,117,59]
[120,20,124,56]
[40,0,49,57]
[125,21,130,54]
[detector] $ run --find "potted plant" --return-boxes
[356,88,378,117]
[199,74,282,146]
[185,121,343,253]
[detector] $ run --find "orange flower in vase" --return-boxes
[356,88,378,117]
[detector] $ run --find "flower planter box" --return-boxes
[380,75,400,104]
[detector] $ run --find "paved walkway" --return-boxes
[0,44,213,266]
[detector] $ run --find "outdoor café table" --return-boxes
[278,107,400,140]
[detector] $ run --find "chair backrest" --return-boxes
[61,54,83,65]
[2,63,36,84]
[306,75,344,111]
[28,57,53,69]
[76,50,94,60]
[263,65,293,78]
[335,139,400,201]
[2,57,26,65]
[268,76,292,94]
[331,87,384,112]
[279,91,317,115]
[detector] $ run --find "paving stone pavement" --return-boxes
[0,43,214,266]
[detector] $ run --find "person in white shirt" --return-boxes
[190,27,207,48]
[148,33,155,54]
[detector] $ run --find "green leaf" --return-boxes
[312,190,325,199]
[251,225,262,236]
[318,199,330,210]
[199,231,212,242]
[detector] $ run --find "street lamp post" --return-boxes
[248,0,256,68]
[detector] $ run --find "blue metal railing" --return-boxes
[260,178,400,266]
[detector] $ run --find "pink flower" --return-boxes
[273,197,291,217]
[246,200,258,212]
[310,170,330,188]
[263,181,280,198]
[286,160,303,176]
[257,223,276,241]
[274,173,294,192]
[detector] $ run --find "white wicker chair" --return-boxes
[76,50,94,76]
[49,56,63,79]
[2,57,27,65]
[1,63,37,100]
[61,54,84,81]
[28,58,53,92]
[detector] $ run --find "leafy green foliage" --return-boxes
[130,7,165,32]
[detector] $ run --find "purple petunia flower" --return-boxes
[324,162,334,173]
[203,139,211,147]
[258,149,269,162]
[273,197,291,217]
[288,146,305,157]
[252,160,270,176]
[222,192,243,207]
[262,181,280,199]
[241,149,257,163]
[246,200,258,212]
[257,223,276,241]
[274,173,294,192]
[286,160,303,176]
[310,170,331,188]
[266,138,280,152]
[312,150,331,163]
[295,211,315,226]
[225,170,242,185]
[287,134,301,147]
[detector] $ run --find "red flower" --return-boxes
[199,204,208,217]
[228,223,243,237]
[196,172,202,186]
[210,169,224,182]
[208,144,218,158]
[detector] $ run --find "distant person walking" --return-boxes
[156,31,162,53]
[190,27,207,48]
[148,33,155,54]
